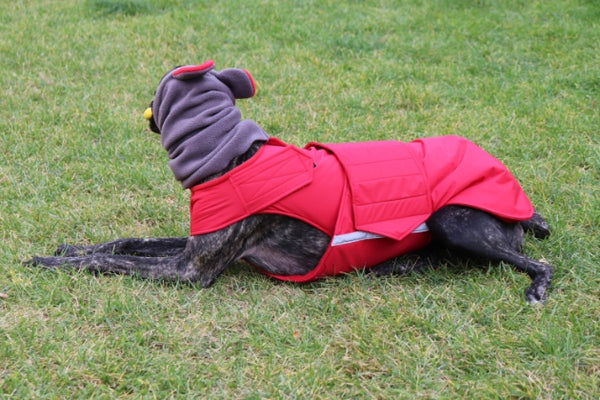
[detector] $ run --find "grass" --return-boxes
[1,0,599,398]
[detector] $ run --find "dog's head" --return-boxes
[142,61,268,188]
[143,60,256,135]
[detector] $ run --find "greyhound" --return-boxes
[26,61,553,303]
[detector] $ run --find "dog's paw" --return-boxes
[21,256,65,269]
[525,292,545,305]
[524,283,548,305]
[524,262,553,304]
[21,256,44,268]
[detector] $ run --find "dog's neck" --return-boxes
[160,113,269,189]
[194,140,266,184]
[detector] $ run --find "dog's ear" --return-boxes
[214,68,256,99]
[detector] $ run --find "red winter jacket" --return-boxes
[189,136,533,282]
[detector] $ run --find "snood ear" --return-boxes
[214,68,256,99]
[171,60,215,80]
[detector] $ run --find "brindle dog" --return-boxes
[26,68,553,303]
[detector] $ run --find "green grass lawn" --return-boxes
[1,0,599,398]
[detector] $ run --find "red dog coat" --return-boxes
[189,135,533,282]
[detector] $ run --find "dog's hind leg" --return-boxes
[55,237,188,257]
[426,206,553,303]
[369,249,441,277]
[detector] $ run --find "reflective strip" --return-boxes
[412,222,429,233]
[331,223,429,247]
[331,231,383,246]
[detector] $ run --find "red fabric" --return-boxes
[172,61,215,78]
[189,138,321,234]
[242,70,256,97]
[189,136,534,282]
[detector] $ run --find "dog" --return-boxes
[26,61,553,303]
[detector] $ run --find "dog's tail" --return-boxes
[520,212,551,239]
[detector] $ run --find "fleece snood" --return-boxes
[152,62,269,188]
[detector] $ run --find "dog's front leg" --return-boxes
[26,219,256,287]
[26,252,196,280]
[26,251,227,287]
[55,237,188,257]
[180,226,252,287]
